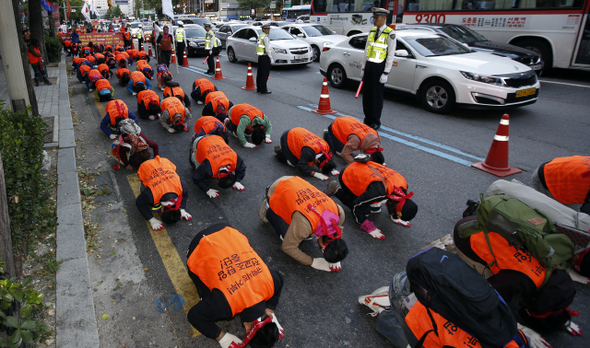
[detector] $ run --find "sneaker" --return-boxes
[88,88,94,92]
[358,286,391,317]
[197,100,203,105]
[324,180,339,197]
[322,129,329,140]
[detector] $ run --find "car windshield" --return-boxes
[256,28,294,40]
[130,23,140,28]
[406,36,471,56]
[185,28,207,38]
[230,24,247,31]
[144,27,153,32]
[439,26,488,44]
[310,25,336,36]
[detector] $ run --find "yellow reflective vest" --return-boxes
[366,27,393,63]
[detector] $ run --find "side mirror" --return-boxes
[297,33,305,38]
[395,49,409,57]
[248,37,257,42]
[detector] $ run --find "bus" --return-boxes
[309,0,398,36]
[281,5,312,21]
[399,0,590,70]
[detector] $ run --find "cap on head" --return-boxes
[372,7,390,16]
[204,23,211,28]
[261,23,271,29]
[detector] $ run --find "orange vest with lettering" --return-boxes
[116,68,130,80]
[28,46,41,64]
[138,90,160,109]
[194,78,215,96]
[229,104,263,127]
[332,116,378,146]
[106,100,129,125]
[195,135,237,177]
[95,79,112,92]
[544,156,590,204]
[87,69,101,81]
[95,53,105,61]
[163,86,186,100]
[85,55,95,64]
[137,60,149,69]
[342,161,407,197]
[205,91,230,114]
[287,127,329,165]
[161,97,186,121]
[194,116,225,135]
[137,156,183,204]
[470,231,546,288]
[269,176,338,230]
[186,226,275,316]
[130,71,146,86]
[79,64,91,75]
[72,57,84,66]
[98,63,110,74]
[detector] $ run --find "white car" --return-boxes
[226,27,313,66]
[282,24,348,62]
[319,30,541,113]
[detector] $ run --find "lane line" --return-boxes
[540,79,590,89]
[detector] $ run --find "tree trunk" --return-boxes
[0,154,17,280]
[12,0,39,116]
[29,0,49,64]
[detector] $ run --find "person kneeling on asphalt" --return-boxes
[323,116,385,164]
[110,119,159,170]
[327,157,417,239]
[163,80,191,108]
[136,156,192,231]
[202,91,233,121]
[116,67,131,86]
[127,71,152,95]
[193,116,228,143]
[259,176,348,272]
[186,223,284,348]
[190,78,217,105]
[136,60,154,80]
[159,96,192,133]
[85,69,102,92]
[97,63,112,79]
[156,64,172,91]
[136,89,161,120]
[225,104,272,148]
[274,127,338,181]
[100,99,140,139]
[190,135,246,199]
[94,78,114,102]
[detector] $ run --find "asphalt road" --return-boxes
[76,50,590,348]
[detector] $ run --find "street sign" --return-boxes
[270,1,276,9]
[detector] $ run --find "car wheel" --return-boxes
[328,64,347,88]
[227,47,237,63]
[512,38,552,72]
[311,45,320,62]
[420,79,455,114]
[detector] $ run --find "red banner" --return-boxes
[61,32,124,46]
[53,3,60,29]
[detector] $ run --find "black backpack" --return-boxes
[406,247,524,348]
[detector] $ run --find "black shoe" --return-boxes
[34,79,39,86]
[44,79,52,85]
[261,91,272,95]
[369,124,380,130]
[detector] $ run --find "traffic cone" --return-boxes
[171,47,176,64]
[140,42,144,52]
[131,39,135,50]
[213,57,225,80]
[472,114,522,177]
[313,77,336,115]
[182,49,189,67]
[148,44,153,57]
[242,63,256,90]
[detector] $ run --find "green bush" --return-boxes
[44,36,61,63]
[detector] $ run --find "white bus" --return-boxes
[281,5,313,21]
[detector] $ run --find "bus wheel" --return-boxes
[513,39,552,72]
[328,64,347,88]
[420,79,455,114]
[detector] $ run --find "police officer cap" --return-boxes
[372,7,390,16]
[261,23,272,29]
[203,22,211,28]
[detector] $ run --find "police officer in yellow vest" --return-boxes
[137,24,144,51]
[204,23,217,75]
[175,22,187,66]
[361,7,396,131]
[256,24,273,94]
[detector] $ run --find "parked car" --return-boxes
[226,27,313,66]
[128,22,142,38]
[143,26,154,43]
[282,24,347,62]
[319,30,540,113]
[216,23,248,48]
[251,21,290,27]
[185,25,221,57]
[401,24,543,73]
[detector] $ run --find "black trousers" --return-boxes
[206,51,216,74]
[362,61,386,127]
[256,55,271,92]
[160,50,171,67]
[176,42,186,65]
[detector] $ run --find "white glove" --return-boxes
[232,182,245,191]
[312,172,329,181]
[148,115,156,120]
[329,261,342,272]
[264,134,272,144]
[109,134,117,140]
[271,314,285,339]
[311,258,341,272]
[218,332,243,348]
[270,58,274,65]
[518,324,552,348]
[209,50,213,55]
[132,92,137,96]
[149,218,163,231]
[565,320,582,336]
[566,268,590,284]
[180,209,192,221]
[243,142,257,148]
[206,189,220,199]
[360,69,364,78]
[330,169,340,176]
[168,128,175,133]
[379,74,388,84]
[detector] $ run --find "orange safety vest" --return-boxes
[64,40,72,48]
[27,46,41,64]
[194,78,215,96]
[137,156,183,205]
[130,71,146,86]
[269,176,338,230]
[205,91,230,114]
[98,63,110,74]
[195,135,237,177]
[164,86,186,100]
[470,231,546,288]
[116,68,130,80]
[186,226,275,316]
[88,69,101,81]
[161,97,185,121]
[95,53,105,61]
[105,100,129,125]
[95,79,112,92]
[86,55,96,64]
[342,161,407,197]
[137,60,149,69]
[286,127,329,166]
[79,64,91,75]
[229,104,264,127]
[105,45,113,51]
[331,116,378,146]
[72,57,84,66]
[194,116,225,134]
[406,302,525,348]
[138,90,160,108]
[124,31,131,40]
[544,156,590,204]
[138,51,148,60]
[130,49,139,58]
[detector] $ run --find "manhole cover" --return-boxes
[42,117,54,143]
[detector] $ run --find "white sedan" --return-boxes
[281,24,348,62]
[319,30,541,113]
[227,27,313,66]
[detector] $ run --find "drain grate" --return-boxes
[42,117,54,143]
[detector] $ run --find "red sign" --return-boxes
[62,32,124,46]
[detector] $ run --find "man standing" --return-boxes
[256,24,273,94]
[203,23,217,75]
[175,22,187,66]
[137,24,144,50]
[361,7,396,130]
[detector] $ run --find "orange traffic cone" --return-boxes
[148,44,153,57]
[213,57,225,80]
[140,42,144,52]
[472,114,522,177]
[242,63,256,90]
[171,48,176,64]
[182,49,189,67]
[131,39,135,50]
[313,77,336,115]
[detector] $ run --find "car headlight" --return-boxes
[189,41,197,47]
[273,48,287,54]
[460,71,505,86]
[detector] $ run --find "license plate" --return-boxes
[516,88,536,98]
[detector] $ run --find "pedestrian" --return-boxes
[137,24,144,50]
[532,155,590,214]
[85,69,102,92]
[23,27,31,45]
[136,156,192,231]
[76,61,92,83]
[136,50,150,63]
[71,26,80,45]
[259,176,348,272]
[136,60,154,80]
[201,91,233,121]
[190,135,247,198]
[94,79,114,102]
[186,223,284,348]
[274,127,338,181]
[327,159,417,239]
[157,25,173,67]
[153,21,162,63]
[361,7,396,130]
[116,66,131,86]
[190,78,217,105]
[100,99,139,139]
[225,104,272,148]
[174,22,187,66]
[110,119,159,170]
[123,24,132,49]
[27,38,52,86]
[97,63,112,79]
[203,23,218,75]
[136,89,161,120]
[256,23,273,94]
[159,96,192,133]
[323,116,384,164]
[163,81,191,107]
[127,71,152,95]
[193,116,228,142]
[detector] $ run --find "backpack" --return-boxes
[406,247,523,348]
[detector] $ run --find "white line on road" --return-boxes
[540,80,590,89]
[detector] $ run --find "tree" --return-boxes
[237,0,271,11]
[68,0,86,23]
[111,5,122,18]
